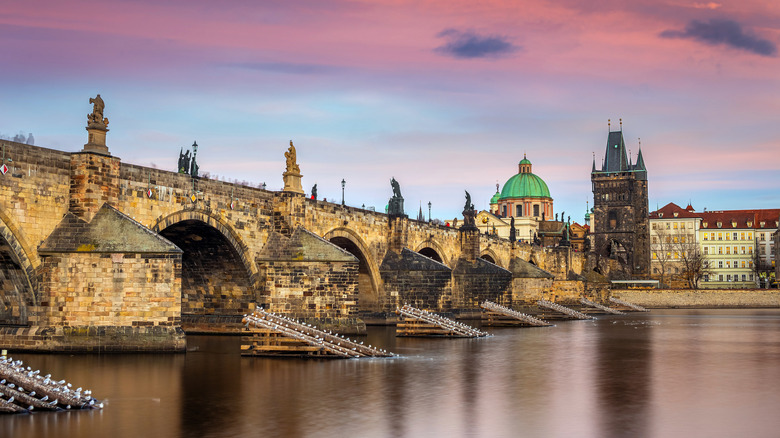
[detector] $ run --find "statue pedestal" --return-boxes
[388,197,405,217]
[83,125,110,155]
[283,171,304,194]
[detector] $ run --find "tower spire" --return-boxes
[619,118,623,131]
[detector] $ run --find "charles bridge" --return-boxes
[0,98,598,352]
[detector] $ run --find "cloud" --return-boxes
[227,61,344,75]
[660,19,777,57]
[691,2,721,9]
[435,29,519,59]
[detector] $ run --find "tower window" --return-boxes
[608,211,618,229]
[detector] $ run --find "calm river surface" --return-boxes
[3,308,780,438]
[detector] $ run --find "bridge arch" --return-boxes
[479,249,502,267]
[414,241,450,267]
[0,208,38,325]
[151,209,257,282]
[322,227,382,312]
[152,209,259,317]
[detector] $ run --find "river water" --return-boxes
[2,308,780,438]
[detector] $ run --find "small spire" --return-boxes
[591,152,596,172]
[619,118,622,131]
[608,119,611,131]
[628,149,632,166]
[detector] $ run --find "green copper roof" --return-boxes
[519,157,532,165]
[490,191,501,204]
[499,172,550,199]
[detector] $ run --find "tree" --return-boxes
[675,233,711,289]
[651,228,677,287]
[752,238,774,288]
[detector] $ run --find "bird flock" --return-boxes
[243,310,394,358]
[0,355,102,414]
[537,299,594,320]
[580,297,626,315]
[480,301,553,326]
[397,304,490,337]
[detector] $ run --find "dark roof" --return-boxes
[593,130,647,180]
[256,227,358,262]
[649,202,701,219]
[508,258,555,278]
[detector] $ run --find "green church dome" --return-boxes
[499,172,550,199]
[490,191,501,204]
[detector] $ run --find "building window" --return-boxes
[741,246,746,254]
[704,275,709,282]
[674,222,678,230]
[742,261,746,268]
[748,232,753,240]
[727,275,732,281]
[740,232,745,240]
[704,234,709,241]
[653,267,658,273]
[726,261,730,268]
[666,223,671,230]
[733,232,738,240]
[704,247,709,254]
[719,261,723,268]
[719,275,723,281]
[516,204,522,217]
[608,211,618,229]
[652,237,658,244]
[653,252,657,259]
[726,247,730,255]
[533,204,540,217]
[719,247,723,255]
[742,274,746,282]
[718,233,723,240]
[750,274,754,281]
[502,205,506,217]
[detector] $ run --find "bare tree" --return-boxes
[675,233,711,289]
[752,238,774,288]
[652,229,676,286]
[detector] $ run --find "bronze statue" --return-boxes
[285,140,300,174]
[464,191,474,212]
[390,177,402,199]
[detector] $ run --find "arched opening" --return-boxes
[0,218,35,326]
[0,240,32,325]
[419,247,443,263]
[159,220,254,319]
[480,254,496,264]
[328,236,378,312]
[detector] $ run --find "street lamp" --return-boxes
[341,178,345,206]
[428,201,431,223]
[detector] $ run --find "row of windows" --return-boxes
[651,235,692,244]
[651,222,692,230]
[703,232,753,241]
[703,274,754,282]
[703,246,753,255]
[715,260,752,269]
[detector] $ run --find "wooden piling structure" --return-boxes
[241,310,393,358]
[396,305,489,337]
[480,301,552,327]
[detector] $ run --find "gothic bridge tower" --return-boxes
[591,123,649,276]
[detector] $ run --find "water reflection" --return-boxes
[2,309,780,438]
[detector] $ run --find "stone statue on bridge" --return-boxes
[388,177,405,217]
[311,184,317,200]
[282,140,304,194]
[285,140,301,174]
[87,94,108,127]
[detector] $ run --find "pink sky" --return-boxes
[1,0,778,220]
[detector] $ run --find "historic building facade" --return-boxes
[649,203,780,288]
[480,155,556,242]
[591,129,649,276]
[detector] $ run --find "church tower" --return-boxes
[591,124,649,276]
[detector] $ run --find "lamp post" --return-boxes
[428,201,431,223]
[341,178,345,206]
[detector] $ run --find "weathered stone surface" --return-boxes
[380,248,452,311]
[612,288,780,308]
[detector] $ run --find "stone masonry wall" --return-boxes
[612,288,780,308]
[37,252,181,327]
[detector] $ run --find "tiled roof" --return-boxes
[649,202,700,219]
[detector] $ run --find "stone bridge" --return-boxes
[0,105,592,352]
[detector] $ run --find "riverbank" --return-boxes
[612,288,780,308]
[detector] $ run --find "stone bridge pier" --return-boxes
[0,98,593,352]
